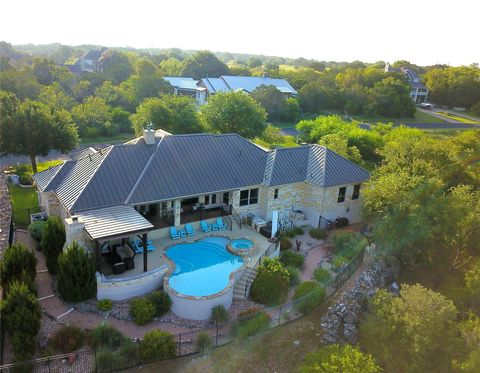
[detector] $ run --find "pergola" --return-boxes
[75,205,154,272]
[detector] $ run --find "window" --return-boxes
[352,184,361,200]
[211,194,217,204]
[274,188,279,199]
[223,192,230,204]
[239,188,259,206]
[337,187,346,203]
[204,195,210,205]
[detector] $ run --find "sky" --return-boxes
[1,0,478,66]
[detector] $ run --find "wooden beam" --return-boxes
[95,240,101,272]
[142,233,148,272]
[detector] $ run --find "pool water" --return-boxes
[230,239,254,250]
[165,237,244,297]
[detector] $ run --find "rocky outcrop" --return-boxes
[320,259,400,344]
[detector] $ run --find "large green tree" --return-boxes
[41,216,66,275]
[0,95,78,172]
[367,77,416,117]
[98,50,134,84]
[251,84,288,121]
[0,242,37,295]
[199,91,267,138]
[181,51,230,79]
[72,96,114,136]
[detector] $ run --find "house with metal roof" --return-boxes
[33,128,369,301]
[163,77,207,102]
[384,63,429,104]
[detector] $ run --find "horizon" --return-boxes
[1,0,479,66]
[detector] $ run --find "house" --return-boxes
[64,48,107,75]
[163,77,207,102]
[32,129,369,301]
[384,63,429,104]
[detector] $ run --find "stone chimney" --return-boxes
[143,123,155,145]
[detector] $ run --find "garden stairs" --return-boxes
[233,265,257,299]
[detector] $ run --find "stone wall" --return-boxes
[0,173,12,257]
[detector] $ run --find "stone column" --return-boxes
[231,190,240,210]
[174,199,181,226]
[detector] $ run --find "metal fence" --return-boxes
[0,246,366,373]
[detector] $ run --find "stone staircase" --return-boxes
[233,266,257,299]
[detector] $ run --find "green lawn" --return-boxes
[351,109,446,124]
[79,132,134,145]
[435,111,480,124]
[8,183,39,227]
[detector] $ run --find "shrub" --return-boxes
[238,307,263,319]
[14,164,29,176]
[41,216,66,274]
[96,349,116,373]
[280,250,304,269]
[140,330,176,362]
[130,298,156,325]
[333,255,347,270]
[57,241,97,302]
[97,299,113,312]
[331,231,367,260]
[250,258,290,306]
[211,304,229,325]
[147,290,172,317]
[88,323,127,349]
[284,226,304,238]
[50,325,85,353]
[314,268,332,284]
[286,266,300,286]
[309,228,327,240]
[279,234,292,251]
[19,174,33,185]
[2,281,41,361]
[28,221,46,242]
[0,243,37,293]
[196,332,213,354]
[295,286,325,315]
[235,312,271,339]
[294,281,319,299]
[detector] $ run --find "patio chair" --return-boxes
[200,220,212,232]
[170,226,182,240]
[216,217,227,230]
[132,240,156,253]
[185,223,196,236]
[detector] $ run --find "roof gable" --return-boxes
[220,76,297,94]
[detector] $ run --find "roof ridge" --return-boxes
[263,150,277,186]
[69,146,114,211]
[33,161,66,191]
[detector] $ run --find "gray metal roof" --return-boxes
[163,77,194,87]
[267,147,310,186]
[70,147,97,161]
[199,76,298,95]
[33,163,65,192]
[75,205,153,241]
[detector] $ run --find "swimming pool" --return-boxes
[230,239,254,250]
[165,237,244,297]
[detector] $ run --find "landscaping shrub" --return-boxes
[50,325,85,353]
[250,258,290,305]
[309,228,327,240]
[2,281,41,361]
[235,311,271,339]
[140,330,176,362]
[284,226,304,238]
[130,298,156,325]
[238,307,263,319]
[333,255,347,270]
[279,234,292,251]
[96,349,117,373]
[19,174,33,185]
[314,268,332,284]
[14,164,29,176]
[57,241,97,302]
[41,216,66,274]
[295,285,326,315]
[196,332,213,354]
[331,231,367,260]
[294,281,318,298]
[147,290,172,316]
[280,250,305,268]
[88,323,127,349]
[97,299,113,312]
[286,266,300,286]
[211,304,229,325]
[0,243,37,294]
[28,221,46,242]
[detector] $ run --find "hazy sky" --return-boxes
[1,0,478,66]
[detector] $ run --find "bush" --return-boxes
[0,243,37,294]
[28,221,46,242]
[235,311,271,339]
[19,174,33,185]
[309,228,327,240]
[279,234,292,251]
[331,231,367,260]
[295,286,325,315]
[97,299,113,312]
[147,290,172,317]
[140,330,176,362]
[280,251,305,269]
[238,307,263,319]
[294,281,319,299]
[130,298,156,325]
[57,241,97,302]
[88,324,127,349]
[286,266,300,286]
[314,268,332,284]
[196,332,213,354]
[333,255,347,270]
[211,304,229,325]
[14,164,29,176]
[41,216,66,274]
[284,227,304,238]
[50,325,85,353]
[250,258,290,306]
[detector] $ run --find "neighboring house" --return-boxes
[384,63,429,104]
[163,77,207,102]
[64,48,107,75]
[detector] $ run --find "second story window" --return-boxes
[337,187,346,203]
[352,184,361,200]
[240,188,259,206]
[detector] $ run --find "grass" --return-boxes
[79,132,134,145]
[351,109,446,124]
[434,111,480,124]
[7,183,39,227]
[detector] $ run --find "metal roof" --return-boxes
[267,147,310,186]
[70,147,97,161]
[32,162,65,191]
[163,77,194,87]
[200,77,230,93]
[220,75,298,95]
[75,205,153,241]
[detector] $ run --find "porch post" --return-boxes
[231,190,240,210]
[174,199,181,227]
[95,240,101,272]
[142,233,148,272]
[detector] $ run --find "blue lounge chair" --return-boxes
[170,227,182,240]
[185,223,196,236]
[216,217,227,230]
[132,240,156,253]
[200,220,212,232]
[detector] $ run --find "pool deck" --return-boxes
[103,224,273,280]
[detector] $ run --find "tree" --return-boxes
[299,344,381,373]
[181,51,230,79]
[41,216,66,275]
[140,330,176,362]
[57,241,97,302]
[368,77,416,117]
[95,80,133,112]
[361,284,458,372]
[251,84,288,121]
[130,95,201,135]
[31,57,57,85]
[248,57,263,68]
[298,82,337,113]
[98,50,134,84]
[0,243,37,294]
[72,96,114,136]
[38,82,75,110]
[454,314,480,372]
[0,98,78,172]
[158,57,184,77]
[319,133,363,164]
[1,281,41,361]
[200,91,267,138]
[250,258,289,305]
[211,305,229,325]
[0,68,42,100]
[465,259,480,311]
